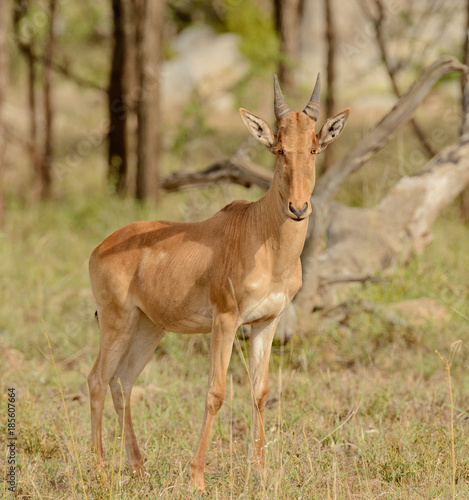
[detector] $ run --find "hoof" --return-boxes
[132,463,149,479]
[95,458,110,486]
[189,464,205,492]
[189,476,205,492]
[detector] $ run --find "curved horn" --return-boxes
[302,73,321,121]
[274,74,292,121]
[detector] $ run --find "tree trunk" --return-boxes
[459,0,469,223]
[13,0,41,197]
[108,0,128,195]
[146,0,165,201]
[323,0,336,170]
[132,0,148,200]
[133,0,165,200]
[38,0,56,200]
[0,0,9,226]
[274,0,304,95]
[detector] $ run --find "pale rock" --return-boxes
[161,25,248,116]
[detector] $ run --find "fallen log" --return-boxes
[319,133,469,282]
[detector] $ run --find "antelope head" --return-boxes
[240,74,350,221]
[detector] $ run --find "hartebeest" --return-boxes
[88,74,349,490]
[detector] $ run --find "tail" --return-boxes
[94,310,99,323]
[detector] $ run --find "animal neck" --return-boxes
[251,170,309,268]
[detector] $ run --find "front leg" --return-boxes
[249,318,280,465]
[189,313,239,491]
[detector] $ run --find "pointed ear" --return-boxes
[239,108,276,149]
[317,109,350,151]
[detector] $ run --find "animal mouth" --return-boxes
[289,214,307,222]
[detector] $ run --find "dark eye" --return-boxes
[311,148,317,154]
[277,148,284,155]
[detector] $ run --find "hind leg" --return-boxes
[109,311,165,475]
[88,306,140,462]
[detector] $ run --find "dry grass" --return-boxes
[1,169,469,499]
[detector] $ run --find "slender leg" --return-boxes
[189,313,238,491]
[109,312,165,476]
[249,318,280,464]
[88,306,140,463]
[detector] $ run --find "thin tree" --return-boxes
[133,0,165,200]
[145,0,164,201]
[148,0,165,201]
[132,0,147,200]
[13,0,41,197]
[274,0,304,95]
[0,0,9,225]
[108,0,128,195]
[460,0,469,223]
[323,0,336,170]
[39,0,57,199]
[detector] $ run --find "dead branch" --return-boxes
[14,38,105,91]
[318,133,469,290]
[314,56,467,205]
[296,56,467,311]
[159,149,273,192]
[49,58,106,92]
[320,274,385,285]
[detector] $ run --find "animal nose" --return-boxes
[289,202,308,219]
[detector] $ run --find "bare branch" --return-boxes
[318,133,469,283]
[314,56,468,205]
[296,56,468,311]
[320,274,385,285]
[14,39,105,92]
[159,150,273,192]
[49,58,106,92]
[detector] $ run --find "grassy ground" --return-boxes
[1,160,469,499]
